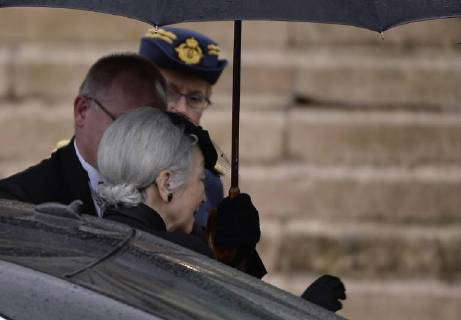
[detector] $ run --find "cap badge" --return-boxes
[176,37,203,65]
[208,44,221,57]
[145,28,177,44]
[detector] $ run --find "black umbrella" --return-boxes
[2,0,461,193]
[2,0,461,31]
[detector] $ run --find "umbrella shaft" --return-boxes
[231,20,242,194]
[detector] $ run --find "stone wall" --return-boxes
[1,7,461,320]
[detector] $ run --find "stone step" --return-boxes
[0,43,137,100]
[187,18,461,50]
[218,48,461,108]
[0,45,291,100]
[0,101,73,178]
[202,109,285,163]
[264,274,461,320]
[0,8,289,55]
[0,7,150,42]
[4,105,461,225]
[258,219,461,280]
[0,49,8,96]
[4,105,460,169]
[288,18,461,48]
[211,93,446,113]
[3,104,461,173]
[290,48,461,109]
[211,93,291,111]
[287,109,461,166]
[204,109,461,166]
[2,41,461,108]
[216,48,461,109]
[0,101,284,177]
[241,164,461,225]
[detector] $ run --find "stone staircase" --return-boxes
[200,18,461,320]
[1,7,461,320]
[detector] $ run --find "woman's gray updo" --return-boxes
[97,107,198,207]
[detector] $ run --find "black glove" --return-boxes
[214,193,260,249]
[301,274,346,312]
[211,193,267,278]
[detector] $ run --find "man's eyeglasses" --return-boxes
[84,96,117,121]
[167,87,211,112]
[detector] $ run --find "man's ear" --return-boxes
[74,96,90,128]
[155,170,172,203]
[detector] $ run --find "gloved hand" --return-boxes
[301,274,346,312]
[214,193,260,249]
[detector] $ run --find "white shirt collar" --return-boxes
[74,140,101,191]
[74,140,104,217]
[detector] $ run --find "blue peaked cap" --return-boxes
[139,27,228,85]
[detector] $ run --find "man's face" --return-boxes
[75,72,163,167]
[160,68,211,125]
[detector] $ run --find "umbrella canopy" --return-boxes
[1,0,461,32]
[2,0,461,191]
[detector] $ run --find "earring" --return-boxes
[168,193,173,202]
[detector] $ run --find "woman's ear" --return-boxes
[155,170,172,203]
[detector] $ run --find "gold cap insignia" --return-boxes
[145,28,177,44]
[175,37,203,65]
[208,44,221,57]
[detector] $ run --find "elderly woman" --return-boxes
[97,107,216,256]
[96,107,346,311]
[96,107,268,278]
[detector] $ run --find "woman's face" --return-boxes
[168,148,206,233]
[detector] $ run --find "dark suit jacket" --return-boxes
[0,140,97,216]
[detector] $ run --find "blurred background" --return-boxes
[0,7,461,319]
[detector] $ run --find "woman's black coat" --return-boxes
[104,203,213,258]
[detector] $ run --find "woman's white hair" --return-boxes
[97,107,198,207]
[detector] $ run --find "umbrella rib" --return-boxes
[372,0,386,31]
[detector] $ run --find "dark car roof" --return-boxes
[0,199,344,320]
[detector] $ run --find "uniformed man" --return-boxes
[139,27,228,228]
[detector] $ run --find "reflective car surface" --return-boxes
[0,199,343,320]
